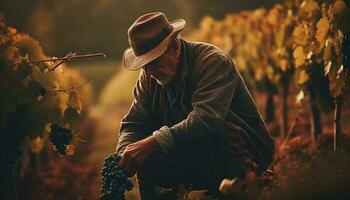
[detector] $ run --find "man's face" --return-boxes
[143,42,180,85]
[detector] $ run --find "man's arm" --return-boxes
[116,70,153,155]
[116,70,163,177]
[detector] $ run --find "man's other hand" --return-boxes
[118,136,161,177]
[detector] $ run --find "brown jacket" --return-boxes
[117,38,275,171]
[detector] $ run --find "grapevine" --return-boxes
[187,0,350,149]
[0,14,97,198]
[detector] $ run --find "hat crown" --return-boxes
[128,12,173,56]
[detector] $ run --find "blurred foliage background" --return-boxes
[1,0,282,59]
[0,0,283,101]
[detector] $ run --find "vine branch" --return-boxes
[30,52,106,63]
[53,79,91,92]
[29,52,107,71]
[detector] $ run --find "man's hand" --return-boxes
[118,136,161,177]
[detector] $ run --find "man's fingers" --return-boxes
[120,152,140,177]
[124,155,139,177]
[119,150,135,176]
[118,153,126,169]
[126,164,138,177]
[117,142,148,177]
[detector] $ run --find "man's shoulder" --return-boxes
[180,38,234,78]
[180,38,231,62]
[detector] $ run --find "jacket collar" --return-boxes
[152,38,192,114]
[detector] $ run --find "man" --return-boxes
[116,12,275,199]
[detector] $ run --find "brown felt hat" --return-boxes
[123,12,186,71]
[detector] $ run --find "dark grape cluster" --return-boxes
[343,32,350,69]
[100,153,133,200]
[49,123,73,155]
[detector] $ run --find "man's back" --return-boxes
[175,39,275,171]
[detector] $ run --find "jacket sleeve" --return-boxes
[169,56,239,151]
[116,70,153,154]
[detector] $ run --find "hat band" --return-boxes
[133,25,173,56]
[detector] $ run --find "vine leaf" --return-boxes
[337,65,344,79]
[324,61,332,76]
[316,17,330,43]
[293,25,309,46]
[296,90,305,105]
[293,46,306,68]
[68,89,82,112]
[300,0,319,13]
[297,70,309,85]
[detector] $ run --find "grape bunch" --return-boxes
[49,123,73,155]
[100,153,133,200]
[343,32,350,69]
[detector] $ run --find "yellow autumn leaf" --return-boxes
[296,90,305,105]
[334,30,343,58]
[293,46,306,68]
[297,70,309,85]
[267,4,283,25]
[254,67,264,81]
[293,25,309,45]
[300,0,320,16]
[337,65,344,79]
[267,66,274,80]
[53,92,69,114]
[316,17,330,43]
[324,61,332,75]
[280,58,288,72]
[65,144,75,156]
[276,28,286,47]
[323,38,336,64]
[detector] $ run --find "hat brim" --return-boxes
[123,19,186,71]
